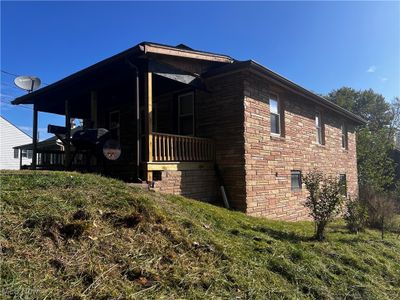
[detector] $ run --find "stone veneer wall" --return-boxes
[153,169,218,202]
[243,70,359,221]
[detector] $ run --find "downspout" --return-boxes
[126,58,141,181]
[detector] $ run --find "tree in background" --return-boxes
[326,87,397,192]
[326,87,393,132]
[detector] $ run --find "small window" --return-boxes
[178,92,194,136]
[270,94,281,135]
[21,149,28,158]
[291,171,302,190]
[27,150,32,159]
[341,123,348,149]
[14,149,19,159]
[339,174,347,195]
[315,113,323,144]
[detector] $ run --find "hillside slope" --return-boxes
[1,171,399,299]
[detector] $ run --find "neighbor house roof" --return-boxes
[12,41,365,124]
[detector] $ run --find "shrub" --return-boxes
[303,170,345,241]
[360,186,397,239]
[343,198,368,234]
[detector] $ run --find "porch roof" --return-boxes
[11,42,234,114]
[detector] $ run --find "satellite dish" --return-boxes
[14,76,41,92]
[102,139,121,160]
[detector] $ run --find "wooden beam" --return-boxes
[146,161,213,171]
[64,100,71,168]
[90,91,98,128]
[32,105,38,169]
[146,71,153,181]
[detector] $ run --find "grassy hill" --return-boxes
[1,171,399,299]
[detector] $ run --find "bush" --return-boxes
[360,186,397,239]
[343,198,368,234]
[303,170,345,241]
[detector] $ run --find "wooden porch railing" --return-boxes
[152,133,214,162]
[26,150,89,170]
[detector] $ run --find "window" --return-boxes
[27,150,32,159]
[178,92,194,136]
[315,112,323,144]
[339,174,347,195]
[21,149,28,158]
[291,171,302,190]
[14,149,19,159]
[269,94,281,135]
[341,123,348,149]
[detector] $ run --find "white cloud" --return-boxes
[366,65,376,73]
[380,77,388,82]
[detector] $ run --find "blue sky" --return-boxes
[1,1,399,140]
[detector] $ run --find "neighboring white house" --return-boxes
[0,116,32,169]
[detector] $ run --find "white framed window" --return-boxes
[269,94,281,135]
[14,149,19,159]
[316,112,323,144]
[178,92,194,136]
[341,122,348,149]
[21,149,28,158]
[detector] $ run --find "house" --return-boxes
[14,125,82,170]
[12,42,365,220]
[0,116,32,169]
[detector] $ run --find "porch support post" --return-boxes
[19,149,22,169]
[64,99,71,169]
[90,91,98,128]
[32,104,38,169]
[145,71,153,182]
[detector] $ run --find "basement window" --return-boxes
[339,174,347,195]
[291,171,302,190]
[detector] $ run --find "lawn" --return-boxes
[1,171,399,299]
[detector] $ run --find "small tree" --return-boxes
[343,198,368,234]
[303,170,344,241]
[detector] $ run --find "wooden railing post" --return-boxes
[145,72,153,182]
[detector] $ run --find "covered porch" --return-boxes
[11,43,227,182]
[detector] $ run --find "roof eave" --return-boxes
[205,60,366,125]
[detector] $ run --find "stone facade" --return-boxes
[153,169,218,202]
[150,69,359,221]
[243,70,358,220]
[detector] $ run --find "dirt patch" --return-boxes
[72,210,91,221]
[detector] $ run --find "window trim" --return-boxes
[341,122,348,149]
[269,93,281,136]
[315,112,323,145]
[291,170,302,191]
[178,91,195,136]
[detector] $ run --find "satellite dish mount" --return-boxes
[14,76,41,93]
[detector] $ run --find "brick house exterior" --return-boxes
[13,42,364,221]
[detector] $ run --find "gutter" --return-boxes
[204,60,366,125]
